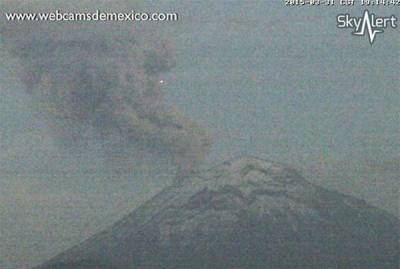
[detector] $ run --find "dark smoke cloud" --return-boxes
[0,0,212,180]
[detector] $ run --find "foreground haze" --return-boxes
[0,1,398,269]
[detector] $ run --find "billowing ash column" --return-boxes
[0,1,212,182]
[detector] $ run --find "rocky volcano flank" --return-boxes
[35,156,399,269]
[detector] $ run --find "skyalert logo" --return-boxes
[337,10,397,45]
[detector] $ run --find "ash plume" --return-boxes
[0,1,212,180]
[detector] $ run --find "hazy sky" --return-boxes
[0,1,398,269]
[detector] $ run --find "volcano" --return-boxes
[34,156,399,269]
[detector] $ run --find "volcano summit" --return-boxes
[35,156,399,269]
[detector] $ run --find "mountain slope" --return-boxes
[35,156,399,269]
